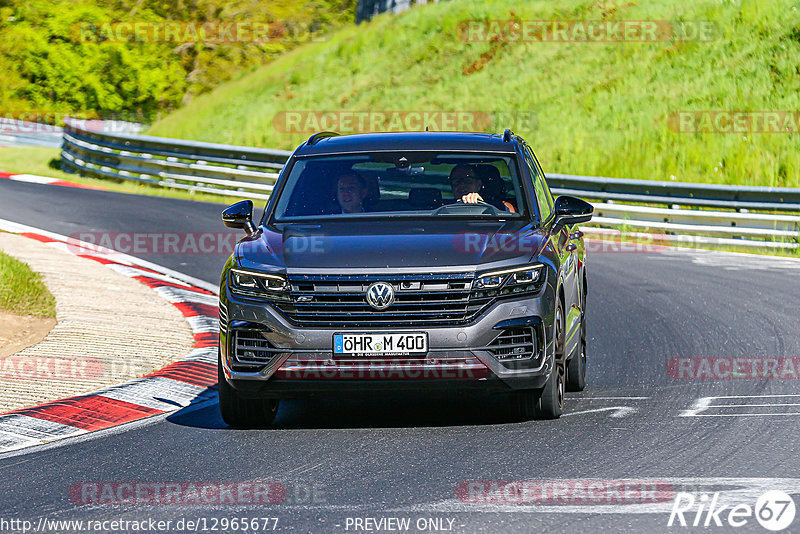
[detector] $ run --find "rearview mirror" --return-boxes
[552,195,593,233]
[222,200,256,235]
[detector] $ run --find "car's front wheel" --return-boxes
[507,301,565,421]
[534,300,565,419]
[218,350,279,428]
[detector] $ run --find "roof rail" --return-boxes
[502,129,514,142]
[307,131,340,146]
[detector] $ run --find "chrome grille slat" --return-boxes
[272,272,540,327]
[277,273,481,326]
[294,300,469,310]
[291,290,473,299]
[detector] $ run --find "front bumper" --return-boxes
[221,289,556,398]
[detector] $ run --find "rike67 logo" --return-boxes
[669,490,796,531]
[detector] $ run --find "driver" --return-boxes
[448,164,485,204]
[336,172,369,214]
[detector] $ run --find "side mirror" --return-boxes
[222,200,257,235]
[552,195,593,233]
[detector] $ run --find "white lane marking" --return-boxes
[575,396,651,400]
[41,241,134,266]
[42,240,136,264]
[712,403,800,408]
[106,264,193,287]
[183,347,218,364]
[99,377,211,412]
[0,432,40,453]
[655,248,800,271]
[154,286,218,306]
[186,315,219,333]
[683,413,800,417]
[564,407,637,418]
[393,478,800,515]
[0,397,218,461]
[0,416,88,453]
[8,174,59,185]
[0,415,88,439]
[681,395,800,417]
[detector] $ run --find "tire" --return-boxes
[218,350,279,428]
[534,300,565,419]
[566,313,587,392]
[507,388,542,422]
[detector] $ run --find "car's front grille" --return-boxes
[272,272,492,327]
[231,329,285,366]
[487,327,536,360]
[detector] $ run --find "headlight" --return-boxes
[229,268,289,299]
[474,264,543,290]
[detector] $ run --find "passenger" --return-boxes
[336,173,369,214]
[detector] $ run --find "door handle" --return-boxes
[566,243,577,252]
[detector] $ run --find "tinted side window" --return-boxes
[523,146,552,222]
[534,154,555,213]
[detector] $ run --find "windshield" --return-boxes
[271,151,526,222]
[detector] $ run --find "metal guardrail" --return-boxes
[60,123,800,249]
[61,121,290,200]
[0,119,63,148]
[548,173,800,212]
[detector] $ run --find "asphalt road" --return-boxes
[1,178,800,533]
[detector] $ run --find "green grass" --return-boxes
[0,146,244,205]
[146,0,800,188]
[0,249,56,317]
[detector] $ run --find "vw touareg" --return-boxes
[218,130,593,427]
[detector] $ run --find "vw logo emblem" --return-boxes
[366,281,395,310]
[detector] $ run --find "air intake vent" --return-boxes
[232,329,284,366]
[488,327,535,361]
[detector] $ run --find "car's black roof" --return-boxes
[295,131,520,156]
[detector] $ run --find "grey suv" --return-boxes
[218,130,593,427]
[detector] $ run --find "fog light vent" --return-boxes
[488,327,535,361]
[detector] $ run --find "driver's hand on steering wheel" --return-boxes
[460,192,484,204]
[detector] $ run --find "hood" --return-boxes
[235,219,546,272]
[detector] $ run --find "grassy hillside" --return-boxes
[0,0,356,122]
[147,0,800,187]
[0,250,55,318]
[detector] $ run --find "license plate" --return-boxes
[333,333,428,357]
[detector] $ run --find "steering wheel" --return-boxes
[431,200,502,216]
